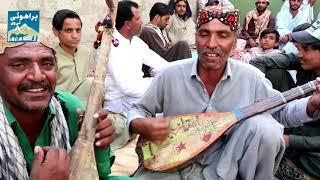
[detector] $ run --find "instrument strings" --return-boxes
[237,80,318,120]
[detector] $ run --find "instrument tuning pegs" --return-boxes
[102,15,113,28]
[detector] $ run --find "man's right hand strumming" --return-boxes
[131,117,170,144]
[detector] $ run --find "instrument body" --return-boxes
[139,112,236,171]
[139,80,319,171]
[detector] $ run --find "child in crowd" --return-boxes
[198,0,234,9]
[233,28,282,63]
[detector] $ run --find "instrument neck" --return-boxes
[235,80,318,120]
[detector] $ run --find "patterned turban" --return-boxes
[197,6,240,31]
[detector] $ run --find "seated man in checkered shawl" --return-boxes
[0,26,132,179]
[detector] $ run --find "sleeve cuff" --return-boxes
[289,134,304,149]
[127,111,146,128]
[95,147,114,178]
[310,109,320,119]
[292,97,314,123]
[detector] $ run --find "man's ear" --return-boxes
[52,27,59,37]
[274,41,279,48]
[231,38,237,51]
[124,20,131,30]
[154,14,160,23]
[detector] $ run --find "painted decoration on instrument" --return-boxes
[139,112,237,171]
[7,11,40,42]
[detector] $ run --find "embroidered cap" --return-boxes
[206,0,220,3]
[0,24,56,54]
[291,20,320,44]
[197,6,239,31]
[0,24,23,54]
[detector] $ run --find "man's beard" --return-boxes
[290,4,301,11]
[290,6,299,11]
[257,7,267,13]
[16,81,54,111]
[177,13,186,19]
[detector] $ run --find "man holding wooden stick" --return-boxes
[128,6,320,179]
[0,25,131,179]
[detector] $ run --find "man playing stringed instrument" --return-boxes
[128,6,320,180]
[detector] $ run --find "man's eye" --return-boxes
[11,64,26,70]
[41,62,54,69]
[219,33,228,38]
[43,63,52,66]
[198,33,208,37]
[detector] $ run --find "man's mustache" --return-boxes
[201,49,223,56]
[17,81,53,94]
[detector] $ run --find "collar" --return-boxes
[253,9,271,17]
[145,23,160,30]
[55,45,78,58]
[3,102,55,125]
[113,29,131,44]
[174,13,187,21]
[261,48,274,54]
[190,58,232,81]
[223,60,232,80]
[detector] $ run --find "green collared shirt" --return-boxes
[4,101,55,172]
[3,90,116,179]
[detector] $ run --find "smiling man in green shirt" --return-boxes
[0,25,132,179]
[2,90,115,177]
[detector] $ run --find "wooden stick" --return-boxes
[69,0,118,179]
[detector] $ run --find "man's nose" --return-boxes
[71,30,78,38]
[27,63,45,82]
[207,35,218,49]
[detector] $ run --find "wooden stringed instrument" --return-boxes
[137,79,319,172]
[68,0,118,179]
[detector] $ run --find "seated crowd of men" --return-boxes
[1,0,320,179]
